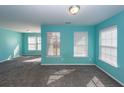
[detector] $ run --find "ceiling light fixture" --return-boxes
[69,5,80,15]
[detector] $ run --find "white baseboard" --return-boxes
[0,59,9,63]
[1,56,123,86]
[0,56,20,63]
[41,64,95,65]
[41,63,124,86]
[96,65,124,86]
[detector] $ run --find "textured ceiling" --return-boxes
[0,5,123,33]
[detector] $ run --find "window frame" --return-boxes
[47,32,61,57]
[99,25,118,67]
[37,36,41,51]
[28,36,37,51]
[28,36,41,51]
[74,32,88,57]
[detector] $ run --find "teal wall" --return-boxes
[41,11,124,84]
[0,9,123,85]
[41,25,95,65]
[95,11,124,84]
[0,28,22,62]
[22,33,41,56]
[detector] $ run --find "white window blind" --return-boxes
[74,32,88,57]
[37,36,41,50]
[28,36,36,51]
[28,36,41,51]
[47,32,60,56]
[99,25,117,67]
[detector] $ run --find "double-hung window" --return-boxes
[28,36,41,51]
[74,32,88,57]
[47,32,60,56]
[99,25,117,67]
[37,36,41,50]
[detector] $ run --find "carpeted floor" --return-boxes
[0,56,122,87]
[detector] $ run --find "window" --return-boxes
[74,32,88,57]
[37,36,41,50]
[28,36,36,51]
[28,36,41,51]
[47,32,60,56]
[99,25,117,67]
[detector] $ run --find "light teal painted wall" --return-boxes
[95,10,124,84]
[41,25,95,65]
[0,28,22,62]
[22,33,41,56]
[0,9,123,85]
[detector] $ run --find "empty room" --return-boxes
[0,5,124,87]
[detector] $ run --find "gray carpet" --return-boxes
[0,56,122,87]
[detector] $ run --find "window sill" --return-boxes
[28,50,41,51]
[73,56,88,58]
[46,56,61,58]
[98,58,118,68]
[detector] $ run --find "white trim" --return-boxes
[0,59,10,63]
[41,64,95,65]
[46,56,61,58]
[40,63,124,86]
[74,32,88,57]
[47,32,60,57]
[99,25,118,68]
[73,56,89,58]
[0,56,20,63]
[1,57,123,86]
[98,59,118,68]
[96,65,124,86]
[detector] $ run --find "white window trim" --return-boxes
[28,36,41,51]
[47,32,60,57]
[74,32,88,57]
[37,36,41,51]
[99,25,118,67]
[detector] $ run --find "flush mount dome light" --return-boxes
[69,5,80,15]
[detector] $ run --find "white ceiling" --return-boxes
[0,5,124,33]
